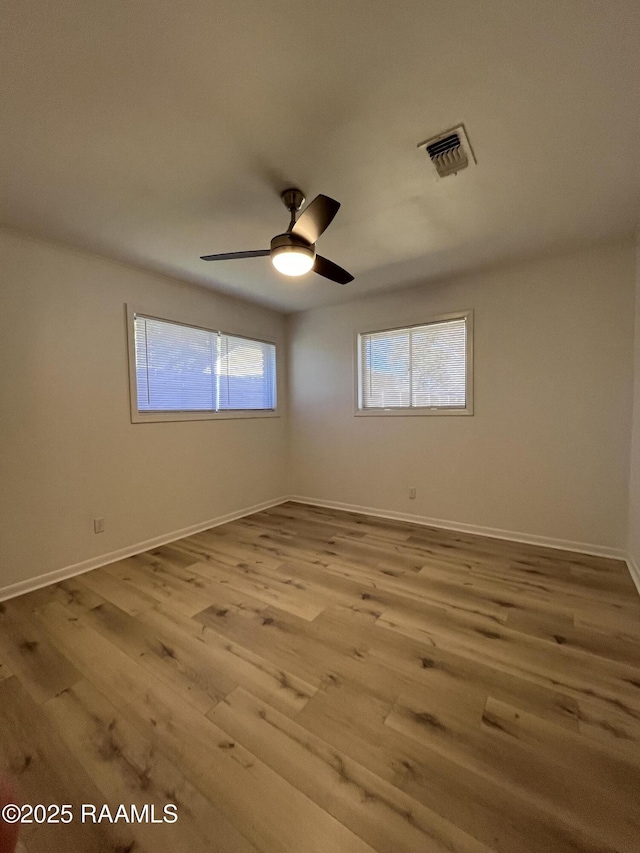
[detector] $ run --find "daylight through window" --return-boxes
[358,314,471,413]
[133,314,276,414]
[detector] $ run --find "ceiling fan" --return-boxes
[200,188,354,285]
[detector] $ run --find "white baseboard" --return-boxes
[4,493,637,604]
[0,497,288,604]
[286,495,628,561]
[627,555,640,597]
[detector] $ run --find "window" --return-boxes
[128,310,277,422]
[357,312,472,415]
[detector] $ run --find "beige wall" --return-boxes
[628,243,640,570]
[0,229,288,590]
[2,229,637,594]
[288,241,636,551]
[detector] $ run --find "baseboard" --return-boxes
[286,495,628,561]
[0,496,289,603]
[627,555,640,597]
[4,493,635,604]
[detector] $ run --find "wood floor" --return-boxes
[1,503,640,853]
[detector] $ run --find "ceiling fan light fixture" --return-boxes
[269,232,315,276]
[271,245,314,276]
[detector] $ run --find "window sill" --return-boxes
[354,407,473,417]
[130,410,280,424]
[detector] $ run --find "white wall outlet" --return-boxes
[93,517,105,534]
[409,487,416,500]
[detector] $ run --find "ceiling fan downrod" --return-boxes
[281,188,305,232]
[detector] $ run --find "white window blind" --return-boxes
[133,315,276,413]
[359,316,468,410]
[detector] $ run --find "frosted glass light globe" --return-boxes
[271,246,314,276]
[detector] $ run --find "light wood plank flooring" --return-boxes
[1,502,639,852]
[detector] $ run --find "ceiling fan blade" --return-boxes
[292,194,340,244]
[313,255,354,285]
[200,249,270,261]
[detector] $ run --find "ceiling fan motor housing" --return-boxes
[270,232,315,255]
[280,188,305,212]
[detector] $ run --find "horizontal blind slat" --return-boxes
[361,328,410,408]
[142,318,214,411]
[218,335,276,411]
[411,318,466,407]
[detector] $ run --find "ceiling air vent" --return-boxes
[417,124,476,178]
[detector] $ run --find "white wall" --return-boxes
[0,229,288,590]
[628,242,640,572]
[288,240,636,551]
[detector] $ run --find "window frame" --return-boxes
[354,310,474,417]
[126,304,279,423]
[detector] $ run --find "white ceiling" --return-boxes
[1,1,639,312]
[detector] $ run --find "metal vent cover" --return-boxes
[417,124,476,178]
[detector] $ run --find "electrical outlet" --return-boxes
[93,517,105,534]
[409,487,416,500]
